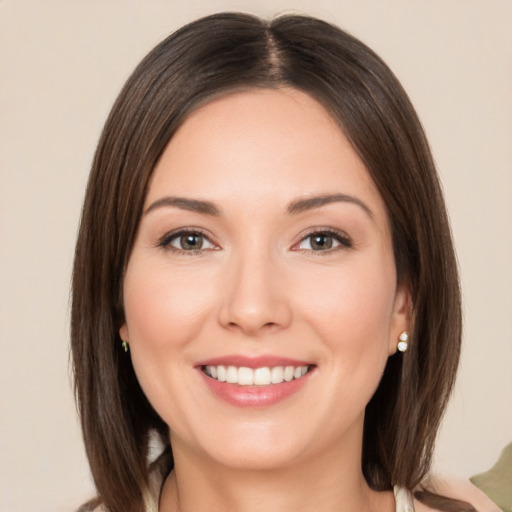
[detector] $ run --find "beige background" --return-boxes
[1,1,510,511]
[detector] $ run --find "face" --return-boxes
[120,89,409,470]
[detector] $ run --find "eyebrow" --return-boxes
[145,197,221,216]
[287,194,373,218]
[144,193,373,218]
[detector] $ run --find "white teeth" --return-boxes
[271,366,284,384]
[254,367,271,385]
[238,367,254,385]
[203,364,310,386]
[226,366,238,383]
[217,365,226,382]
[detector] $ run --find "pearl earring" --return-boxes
[122,340,129,352]
[397,331,409,352]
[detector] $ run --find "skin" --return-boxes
[120,88,411,512]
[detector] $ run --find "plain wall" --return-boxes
[1,1,510,511]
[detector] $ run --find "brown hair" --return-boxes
[72,12,469,512]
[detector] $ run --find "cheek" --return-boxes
[122,260,213,350]
[296,257,396,373]
[121,258,219,426]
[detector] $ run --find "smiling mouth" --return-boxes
[201,365,313,386]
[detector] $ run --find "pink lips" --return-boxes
[196,355,314,408]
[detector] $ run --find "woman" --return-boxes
[71,12,497,512]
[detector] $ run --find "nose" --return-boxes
[218,251,293,336]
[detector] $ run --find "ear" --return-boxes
[119,323,129,342]
[388,283,412,355]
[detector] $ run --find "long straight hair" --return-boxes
[72,12,467,512]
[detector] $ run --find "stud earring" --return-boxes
[122,340,129,352]
[397,331,409,352]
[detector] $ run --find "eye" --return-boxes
[160,230,216,253]
[295,230,352,252]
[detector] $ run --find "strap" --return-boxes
[393,485,415,512]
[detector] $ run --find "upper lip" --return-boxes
[195,355,314,369]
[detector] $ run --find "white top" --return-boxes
[393,486,416,512]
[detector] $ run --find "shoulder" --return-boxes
[414,476,501,512]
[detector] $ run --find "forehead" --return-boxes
[147,88,387,222]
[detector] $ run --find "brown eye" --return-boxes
[163,231,215,252]
[310,233,333,250]
[296,230,352,252]
[178,233,204,250]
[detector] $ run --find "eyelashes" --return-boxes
[157,229,217,255]
[293,229,352,252]
[157,227,353,255]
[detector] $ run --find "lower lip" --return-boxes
[198,369,313,408]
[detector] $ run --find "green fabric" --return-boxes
[470,442,512,512]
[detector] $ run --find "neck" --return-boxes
[159,428,394,512]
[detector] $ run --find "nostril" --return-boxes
[224,319,281,336]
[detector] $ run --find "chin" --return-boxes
[203,443,306,471]
[170,420,313,472]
